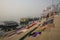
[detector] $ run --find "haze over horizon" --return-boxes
[0,0,60,22]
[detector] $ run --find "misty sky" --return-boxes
[0,0,60,22]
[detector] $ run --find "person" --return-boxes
[46,13,49,20]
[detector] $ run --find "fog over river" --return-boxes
[0,0,60,23]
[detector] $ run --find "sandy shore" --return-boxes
[24,14,60,40]
[0,14,60,40]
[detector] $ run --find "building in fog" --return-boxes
[57,3,60,13]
